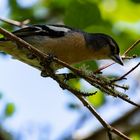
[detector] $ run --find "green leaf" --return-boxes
[4,103,15,117]
[0,92,3,100]
[130,133,140,140]
[87,90,105,108]
[85,25,113,34]
[99,0,140,23]
[48,0,71,9]
[67,78,81,90]
[64,0,102,29]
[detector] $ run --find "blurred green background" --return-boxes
[0,0,140,140]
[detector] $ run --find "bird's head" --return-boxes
[86,33,123,65]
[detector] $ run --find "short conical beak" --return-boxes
[111,54,123,65]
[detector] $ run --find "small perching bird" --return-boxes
[0,24,123,70]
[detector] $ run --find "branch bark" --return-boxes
[0,24,139,140]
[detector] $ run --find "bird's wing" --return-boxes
[0,24,73,70]
[12,24,73,38]
[0,39,43,70]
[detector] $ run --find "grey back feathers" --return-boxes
[0,24,119,56]
[13,24,73,38]
[0,24,123,66]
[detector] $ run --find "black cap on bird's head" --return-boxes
[86,33,123,65]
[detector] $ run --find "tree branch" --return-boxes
[0,17,29,27]
[112,62,140,82]
[0,23,138,140]
[123,39,140,56]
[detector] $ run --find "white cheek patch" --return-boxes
[47,25,71,33]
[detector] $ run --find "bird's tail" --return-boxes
[0,39,43,70]
[0,39,60,71]
[0,39,19,56]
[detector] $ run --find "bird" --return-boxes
[0,24,123,71]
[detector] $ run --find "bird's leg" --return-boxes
[56,73,78,81]
[39,55,96,96]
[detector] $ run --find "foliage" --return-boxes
[0,0,140,139]
[0,92,15,140]
[4,103,15,117]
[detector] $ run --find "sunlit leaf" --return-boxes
[67,78,81,90]
[87,90,105,108]
[99,0,140,23]
[130,133,140,140]
[48,0,71,9]
[64,0,102,29]
[4,103,15,117]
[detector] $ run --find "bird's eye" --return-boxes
[109,43,119,55]
[109,39,120,54]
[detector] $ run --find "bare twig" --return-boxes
[122,55,137,60]
[0,17,29,27]
[113,83,129,90]
[41,64,128,139]
[94,62,115,74]
[76,95,132,140]
[112,62,140,82]
[83,107,140,140]
[117,94,140,107]
[48,68,132,140]
[107,131,113,140]
[0,26,137,140]
[51,58,140,108]
[123,39,140,56]
[0,26,140,108]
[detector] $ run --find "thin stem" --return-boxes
[0,26,136,140]
[112,62,140,82]
[107,131,113,140]
[0,17,29,27]
[123,39,140,56]
[94,62,115,74]
[75,95,132,140]
[1,26,140,108]
[113,83,129,90]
